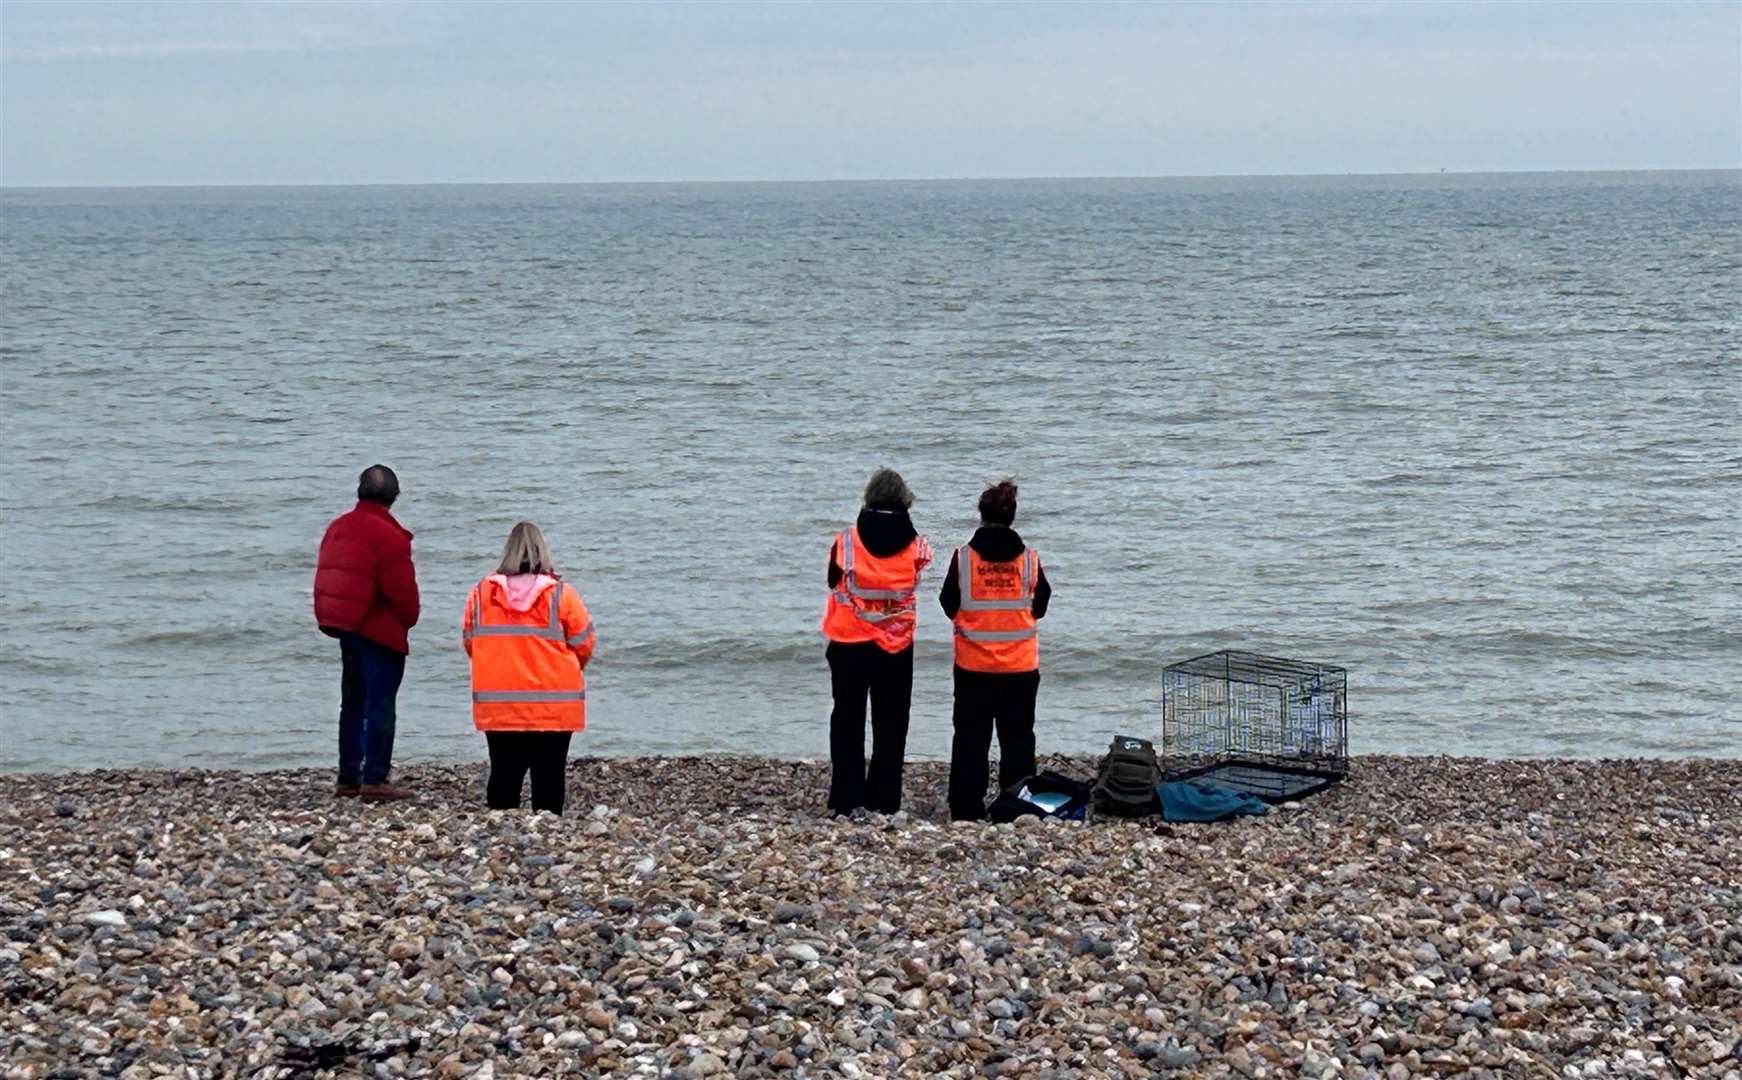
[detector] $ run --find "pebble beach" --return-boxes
[3,755,1738,1079]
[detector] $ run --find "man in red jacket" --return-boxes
[313,465,420,801]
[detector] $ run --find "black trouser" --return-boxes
[485,732,573,814]
[948,667,1040,821]
[826,641,913,815]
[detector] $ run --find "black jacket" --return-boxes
[938,525,1051,620]
[827,508,921,587]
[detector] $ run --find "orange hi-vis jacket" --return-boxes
[821,526,923,653]
[951,545,1041,673]
[463,574,595,732]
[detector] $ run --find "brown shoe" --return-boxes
[359,782,414,803]
[335,782,361,798]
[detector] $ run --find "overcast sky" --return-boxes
[2,1,1738,187]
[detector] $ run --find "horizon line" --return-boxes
[3,165,1739,192]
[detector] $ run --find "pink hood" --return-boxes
[486,573,559,612]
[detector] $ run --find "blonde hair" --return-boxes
[496,521,556,576]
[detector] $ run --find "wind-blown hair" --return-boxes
[862,468,915,511]
[978,480,1018,526]
[496,521,556,576]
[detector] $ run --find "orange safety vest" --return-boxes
[463,576,595,732]
[951,544,1040,673]
[820,526,922,653]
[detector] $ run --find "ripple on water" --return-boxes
[1,172,1738,770]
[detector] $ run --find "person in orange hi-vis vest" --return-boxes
[463,521,595,815]
[940,480,1053,821]
[821,468,933,815]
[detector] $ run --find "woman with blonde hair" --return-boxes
[462,522,596,814]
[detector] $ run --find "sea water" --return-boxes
[2,173,1737,771]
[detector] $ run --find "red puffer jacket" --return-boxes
[313,501,421,654]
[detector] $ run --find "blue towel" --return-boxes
[1156,780,1270,823]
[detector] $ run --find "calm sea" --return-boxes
[2,173,1738,772]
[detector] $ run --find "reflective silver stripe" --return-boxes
[954,626,1037,641]
[957,545,1032,611]
[835,528,916,621]
[464,588,482,639]
[473,690,586,703]
[566,625,594,648]
[856,604,915,623]
[470,581,572,640]
[841,529,913,601]
[831,534,856,607]
[849,584,914,600]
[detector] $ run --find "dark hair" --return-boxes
[978,479,1018,525]
[357,464,400,506]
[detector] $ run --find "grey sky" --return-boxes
[2,1,1737,186]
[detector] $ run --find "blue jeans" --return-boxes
[338,633,405,785]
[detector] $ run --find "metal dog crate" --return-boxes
[1161,650,1347,802]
